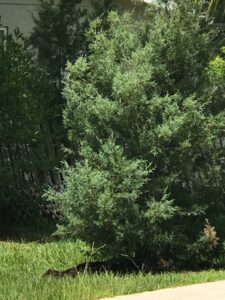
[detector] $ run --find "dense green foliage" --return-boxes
[0,0,137,226]
[2,0,225,273]
[47,0,225,268]
[0,0,92,224]
[0,29,69,223]
[207,0,225,22]
[30,0,88,93]
[0,32,42,222]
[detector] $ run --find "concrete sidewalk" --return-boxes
[101,280,225,300]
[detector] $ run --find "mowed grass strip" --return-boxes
[1,241,225,300]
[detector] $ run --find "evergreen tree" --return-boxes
[0,32,46,223]
[47,1,224,267]
[29,0,90,189]
[30,0,88,94]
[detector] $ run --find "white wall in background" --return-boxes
[0,0,159,36]
[0,0,39,35]
[0,0,92,35]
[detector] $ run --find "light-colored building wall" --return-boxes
[0,0,154,36]
[0,0,39,35]
[0,0,93,35]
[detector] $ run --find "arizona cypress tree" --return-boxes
[47,1,224,268]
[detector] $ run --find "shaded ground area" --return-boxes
[0,219,56,242]
[101,280,225,300]
[44,257,141,278]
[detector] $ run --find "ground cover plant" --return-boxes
[1,240,225,300]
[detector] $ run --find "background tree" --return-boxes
[30,0,88,94]
[29,1,89,179]
[207,0,225,22]
[0,31,50,224]
[0,0,121,230]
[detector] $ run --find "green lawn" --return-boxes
[1,240,225,300]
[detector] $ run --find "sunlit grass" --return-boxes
[1,241,225,300]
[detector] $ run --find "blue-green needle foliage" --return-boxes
[47,0,225,268]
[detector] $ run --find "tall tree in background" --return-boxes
[91,0,116,17]
[208,0,225,22]
[29,0,89,187]
[29,0,122,174]
[30,0,88,95]
[0,3,87,227]
[0,31,50,224]
[0,0,119,227]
